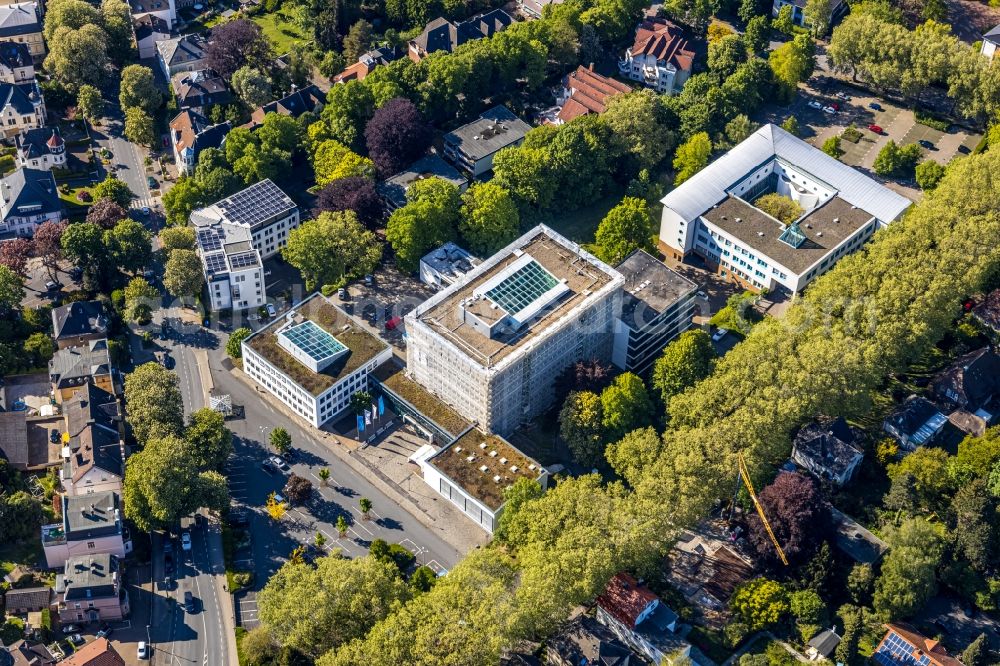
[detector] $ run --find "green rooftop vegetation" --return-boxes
[374,364,470,438]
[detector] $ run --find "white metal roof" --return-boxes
[660,124,912,224]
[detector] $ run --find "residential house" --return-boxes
[618,16,693,94]
[418,241,479,289]
[56,553,129,623]
[442,105,531,178]
[1,640,57,666]
[0,167,62,238]
[171,69,231,112]
[189,178,299,259]
[791,417,864,486]
[551,64,631,124]
[772,0,846,28]
[15,127,65,171]
[872,624,964,666]
[241,292,393,427]
[59,382,124,497]
[414,429,548,533]
[59,639,125,666]
[157,34,207,79]
[972,289,1000,336]
[0,80,44,138]
[242,84,323,130]
[883,395,948,451]
[0,3,43,59]
[546,615,639,665]
[49,339,117,404]
[378,153,468,212]
[805,628,840,662]
[595,572,692,665]
[0,40,33,82]
[931,347,999,436]
[168,109,230,175]
[129,0,176,30]
[408,9,513,61]
[3,586,52,613]
[43,490,128,569]
[658,124,912,295]
[519,0,562,19]
[333,45,400,83]
[133,14,170,60]
[983,24,1000,61]
[612,249,697,376]
[51,301,109,350]
[195,223,265,312]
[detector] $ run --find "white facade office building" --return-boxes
[242,293,393,427]
[196,224,265,312]
[406,225,623,436]
[658,124,912,296]
[190,179,299,260]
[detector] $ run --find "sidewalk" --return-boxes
[205,516,240,666]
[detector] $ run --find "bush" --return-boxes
[822,136,843,158]
[915,110,949,131]
[76,190,92,202]
[755,193,804,224]
[842,125,863,143]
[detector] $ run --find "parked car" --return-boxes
[712,328,729,342]
[61,625,80,635]
[261,459,277,474]
[807,100,823,110]
[183,590,194,613]
[919,139,935,149]
[696,290,708,300]
[164,553,174,575]
[835,92,851,101]
[830,102,841,111]
[138,641,149,660]
[269,455,289,472]
[867,124,883,134]
[147,176,158,189]
[868,102,883,111]
[181,531,192,551]
[265,303,277,318]
[44,280,62,291]
[385,316,402,331]
[96,623,113,638]
[50,429,60,444]
[822,106,836,115]
[364,274,374,287]
[162,354,175,370]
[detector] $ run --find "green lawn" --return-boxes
[252,11,309,53]
[58,186,92,219]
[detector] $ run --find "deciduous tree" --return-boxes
[363,97,432,176]
[159,226,196,255]
[673,132,712,185]
[730,578,790,630]
[284,474,313,504]
[915,160,945,191]
[874,517,944,619]
[105,218,152,275]
[123,276,158,323]
[281,211,381,291]
[124,107,156,147]
[163,249,204,299]
[76,84,104,123]
[270,428,291,455]
[86,198,127,230]
[119,64,161,115]
[230,66,272,108]
[226,327,252,359]
[185,408,233,472]
[595,196,651,265]
[33,221,65,282]
[748,471,829,567]
[124,362,184,446]
[651,330,716,410]
[205,19,272,79]
[559,390,605,467]
[313,140,376,187]
[0,238,31,277]
[459,182,520,256]
[92,175,134,207]
[385,177,459,272]
[313,177,383,229]
[600,372,653,443]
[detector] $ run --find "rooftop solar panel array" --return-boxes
[281,320,346,363]
[872,632,932,666]
[203,252,227,276]
[228,251,259,270]
[197,227,222,252]
[485,260,559,315]
[217,179,295,229]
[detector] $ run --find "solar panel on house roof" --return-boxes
[280,320,346,363]
[197,228,222,251]
[485,260,559,315]
[873,632,932,666]
[203,252,227,275]
[228,251,259,270]
[217,180,293,228]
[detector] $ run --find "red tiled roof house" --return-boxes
[618,17,694,94]
[595,572,691,665]
[553,65,632,125]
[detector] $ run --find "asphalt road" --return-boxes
[90,106,155,210]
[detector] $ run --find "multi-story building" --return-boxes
[171,69,231,112]
[49,339,117,404]
[377,154,468,212]
[0,3,43,59]
[156,34,207,79]
[772,0,845,28]
[56,553,129,623]
[0,40,33,82]
[133,14,170,60]
[130,0,176,29]
[419,241,479,290]
[612,249,696,376]
[168,109,229,175]
[333,45,400,84]
[550,64,631,125]
[242,84,323,130]
[0,79,44,138]
[872,624,963,666]
[596,572,691,666]
[42,491,128,568]
[0,166,62,238]
[407,9,512,62]
[60,382,124,497]
[15,126,65,170]
[659,124,912,296]
[196,223,265,312]
[442,105,531,179]
[51,301,109,349]
[414,428,547,533]
[519,0,562,19]
[190,178,299,259]
[242,293,393,427]
[406,225,624,436]
[618,16,693,94]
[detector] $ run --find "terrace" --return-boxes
[428,429,544,510]
[246,294,388,396]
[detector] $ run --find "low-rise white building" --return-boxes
[190,178,299,260]
[617,16,693,94]
[196,223,265,312]
[414,428,547,533]
[658,124,912,296]
[983,24,1000,61]
[405,225,623,436]
[419,241,479,289]
[242,293,394,427]
[442,105,531,179]
[42,491,128,568]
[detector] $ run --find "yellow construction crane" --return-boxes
[737,453,789,566]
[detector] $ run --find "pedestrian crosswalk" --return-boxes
[131,197,155,210]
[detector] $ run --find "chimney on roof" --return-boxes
[588,62,595,71]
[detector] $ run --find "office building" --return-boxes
[190,178,299,259]
[195,223,265,312]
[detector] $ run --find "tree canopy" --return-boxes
[282,211,382,291]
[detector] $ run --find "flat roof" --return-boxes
[373,363,471,437]
[245,293,389,396]
[378,154,467,208]
[442,106,532,161]
[191,179,296,231]
[702,195,872,275]
[616,249,696,330]
[428,429,544,510]
[413,226,619,368]
[64,490,119,539]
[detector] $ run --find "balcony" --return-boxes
[41,523,66,546]
[618,58,630,73]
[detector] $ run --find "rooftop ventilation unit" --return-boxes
[817,231,824,237]
[493,475,502,483]
[528,464,536,471]
[479,442,488,449]
[466,455,475,462]
[735,217,742,223]
[758,232,765,237]
[510,465,519,473]
[479,465,489,473]
[499,457,508,465]
[455,446,462,452]
[489,450,498,457]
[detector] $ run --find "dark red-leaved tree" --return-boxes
[313,176,384,229]
[363,97,432,176]
[33,220,66,282]
[553,358,615,404]
[747,471,830,568]
[86,198,128,230]
[206,20,273,79]
[284,474,313,505]
[0,237,32,276]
